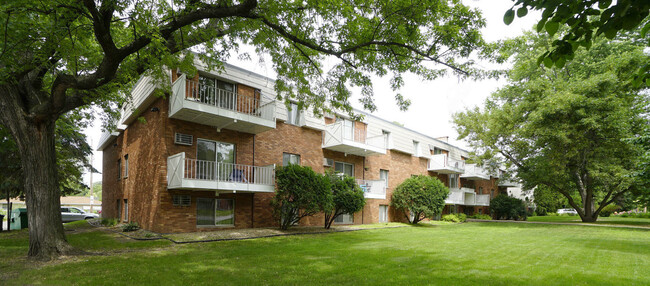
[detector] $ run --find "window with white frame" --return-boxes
[196,198,234,226]
[123,199,128,222]
[380,169,389,188]
[413,141,420,156]
[282,153,301,166]
[449,174,459,189]
[334,213,353,224]
[117,159,121,180]
[287,102,300,125]
[334,161,354,177]
[382,130,391,147]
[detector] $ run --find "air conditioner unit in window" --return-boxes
[174,133,193,146]
[323,158,334,167]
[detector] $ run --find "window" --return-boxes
[116,200,121,219]
[433,147,444,155]
[449,174,459,189]
[379,205,388,223]
[123,199,128,222]
[382,130,391,147]
[198,75,236,108]
[413,141,420,156]
[69,208,82,214]
[173,195,191,207]
[197,198,234,226]
[287,102,300,125]
[123,154,129,178]
[337,117,354,140]
[478,209,483,214]
[479,187,483,194]
[334,213,353,224]
[282,153,301,166]
[117,159,121,180]
[334,162,354,177]
[380,169,389,188]
[490,189,495,198]
[197,139,235,180]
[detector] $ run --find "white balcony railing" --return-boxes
[356,179,387,199]
[476,195,490,206]
[446,188,465,205]
[428,154,465,174]
[322,121,387,156]
[167,152,275,192]
[460,164,491,180]
[184,80,275,121]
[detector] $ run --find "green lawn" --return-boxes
[528,215,650,227]
[1,221,649,285]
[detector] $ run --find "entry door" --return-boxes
[379,205,388,223]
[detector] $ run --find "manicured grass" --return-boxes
[2,221,649,285]
[528,215,650,227]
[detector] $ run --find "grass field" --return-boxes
[1,221,649,285]
[527,215,650,227]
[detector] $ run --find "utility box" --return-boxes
[10,208,28,230]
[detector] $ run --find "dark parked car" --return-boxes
[61,207,99,223]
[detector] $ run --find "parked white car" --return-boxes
[557,208,578,215]
[61,207,99,223]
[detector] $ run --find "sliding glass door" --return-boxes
[197,139,235,181]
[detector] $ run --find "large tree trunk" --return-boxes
[0,85,74,260]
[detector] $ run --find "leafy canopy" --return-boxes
[454,30,649,222]
[391,175,448,224]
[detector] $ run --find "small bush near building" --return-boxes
[442,213,467,223]
[599,204,621,217]
[122,222,139,232]
[272,164,332,230]
[391,175,449,224]
[490,194,528,221]
[101,218,118,227]
[323,171,365,229]
[469,214,492,220]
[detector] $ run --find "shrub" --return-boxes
[490,194,528,220]
[547,212,559,216]
[323,171,366,229]
[272,164,332,230]
[122,222,139,232]
[391,175,449,224]
[101,218,118,227]
[441,213,467,223]
[599,204,621,217]
[469,214,492,220]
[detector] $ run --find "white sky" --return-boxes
[82,0,541,186]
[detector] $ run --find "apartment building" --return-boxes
[98,62,507,233]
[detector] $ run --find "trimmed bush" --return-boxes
[101,218,118,227]
[272,164,332,230]
[323,171,366,229]
[469,214,492,220]
[441,213,467,223]
[122,222,139,232]
[599,204,621,217]
[391,175,449,224]
[490,194,528,220]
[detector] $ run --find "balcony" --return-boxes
[460,164,491,180]
[356,179,387,199]
[428,154,465,174]
[322,122,386,156]
[167,152,275,193]
[168,75,276,134]
[445,187,489,206]
[498,180,519,187]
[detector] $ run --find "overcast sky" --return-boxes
[82,0,541,186]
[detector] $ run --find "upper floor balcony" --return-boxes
[356,179,387,199]
[498,179,519,187]
[167,152,275,193]
[428,154,465,174]
[460,164,491,181]
[322,121,386,157]
[168,75,276,134]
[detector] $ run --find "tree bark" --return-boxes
[0,85,74,260]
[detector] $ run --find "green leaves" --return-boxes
[517,7,528,18]
[504,9,515,25]
[391,175,448,224]
[545,21,559,36]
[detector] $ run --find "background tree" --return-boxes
[454,31,648,222]
[490,194,527,220]
[272,164,332,230]
[391,175,448,224]
[532,185,569,216]
[323,171,365,229]
[0,0,490,259]
[505,0,650,85]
